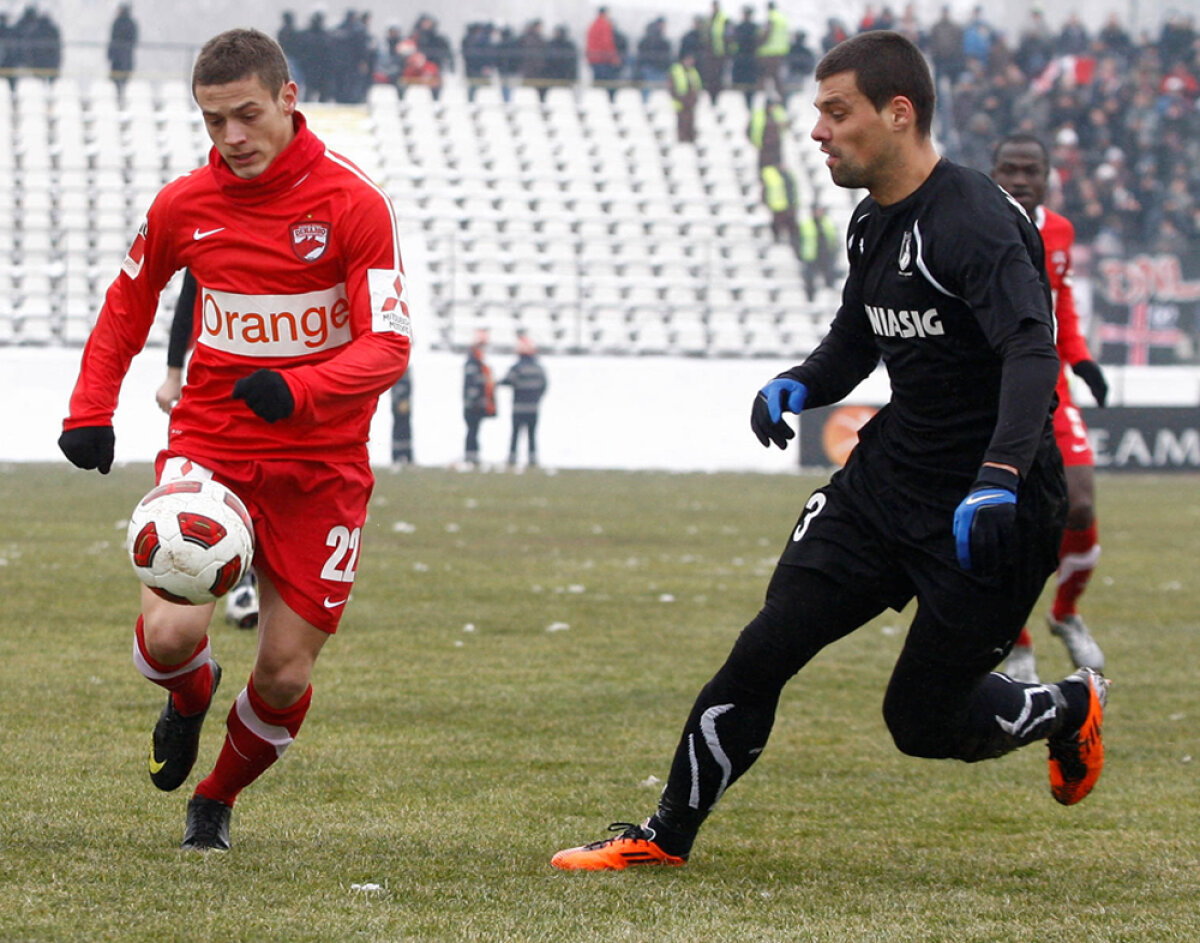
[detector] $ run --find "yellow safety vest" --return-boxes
[799,214,838,260]
[761,165,794,213]
[748,103,788,148]
[709,11,729,56]
[798,217,818,260]
[670,63,701,108]
[757,9,790,57]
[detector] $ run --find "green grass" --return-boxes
[1,463,1198,942]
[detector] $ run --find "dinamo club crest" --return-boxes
[290,221,331,262]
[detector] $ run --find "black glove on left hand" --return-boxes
[232,369,294,423]
[1071,359,1108,408]
[58,425,115,474]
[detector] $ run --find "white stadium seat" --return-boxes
[1,74,858,359]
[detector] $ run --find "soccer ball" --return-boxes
[126,478,255,605]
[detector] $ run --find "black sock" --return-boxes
[646,814,696,859]
[1056,675,1092,731]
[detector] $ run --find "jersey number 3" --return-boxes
[322,526,362,582]
[792,493,827,543]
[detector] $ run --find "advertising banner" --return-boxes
[1092,251,1200,366]
[798,405,1200,473]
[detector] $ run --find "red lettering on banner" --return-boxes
[1097,255,1200,306]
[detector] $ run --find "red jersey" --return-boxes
[64,113,412,465]
[1037,206,1092,405]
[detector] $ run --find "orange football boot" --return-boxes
[1048,667,1110,805]
[551,822,687,871]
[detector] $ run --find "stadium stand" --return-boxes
[1,74,848,357]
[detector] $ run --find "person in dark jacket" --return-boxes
[633,17,671,100]
[462,22,497,100]
[277,11,306,98]
[500,334,548,468]
[391,372,414,466]
[107,3,138,101]
[544,24,580,89]
[731,6,759,108]
[300,11,332,102]
[463,331,496,467]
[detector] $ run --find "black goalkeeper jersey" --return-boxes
[789,159,1060,498]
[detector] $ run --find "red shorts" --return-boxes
[155,452,374,633]
[1053,396,1095,468]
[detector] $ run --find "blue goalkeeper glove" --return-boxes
[751,378,808,449]
[952,466,1019,574]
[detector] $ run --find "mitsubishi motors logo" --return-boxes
[368,268,413,338]
[290,221,330,262]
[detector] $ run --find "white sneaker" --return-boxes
[1003,643,1039,683]
[1048,614,1105,672]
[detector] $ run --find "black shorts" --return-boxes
[778,447,1066,665]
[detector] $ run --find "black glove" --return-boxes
[58,425,115,474]
[232,369,294,423]
[750,378,808,449]
[952,466,1019,574]
[1071,359,1108,408]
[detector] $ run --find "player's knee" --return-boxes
[882,699,954,759]
[707,652,775,706]
[250,664,313,710]
[140,610,210,667]
[718,617,808,695]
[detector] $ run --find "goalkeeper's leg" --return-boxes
[647,566,886,857]
[551,565,884,869]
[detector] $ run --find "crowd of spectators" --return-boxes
[461,19,580,101]
[276,9,382,104]
[273,7,816,106]
[0,4,63,83]
[924,6,1200,260]
[2,4,1196,262]
[343,5,1200,260]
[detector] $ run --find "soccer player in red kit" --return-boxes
[58,29,413,850]
[992,134,1108,683]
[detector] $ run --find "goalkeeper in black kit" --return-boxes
[552,31,1109,871]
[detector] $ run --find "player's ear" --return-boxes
[281,80,299,115]
[888,95,915,132]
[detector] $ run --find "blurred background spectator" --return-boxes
[106,3,137,102]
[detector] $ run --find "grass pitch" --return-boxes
[1,463,1198,942]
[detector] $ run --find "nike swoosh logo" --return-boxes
[964,491,1007,506]
[149,750,166,774]
[323,597,348,609]
[1071,444,1089,452]
[193,227,225,240]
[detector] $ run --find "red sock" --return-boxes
[1052,522,1100,620]
[194,676,312,807]
[1014,626,1033,648]
[132,616,214,716]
